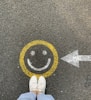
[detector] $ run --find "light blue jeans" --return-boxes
[17,92,55,100]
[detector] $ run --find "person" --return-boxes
[17,76,55,100]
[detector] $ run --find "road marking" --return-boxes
[42,50,47,55]
[27,58,51,71]
[61,50,91,68]
[30,50,35,56]
[19,40,59,78]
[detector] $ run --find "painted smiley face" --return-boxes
[24,45,53,74]
[19,40,58,78]
[27,50,51,71]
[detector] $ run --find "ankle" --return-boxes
[37,90,44,95]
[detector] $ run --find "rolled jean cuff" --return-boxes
[37,93,55,100]
[17,92,36,100]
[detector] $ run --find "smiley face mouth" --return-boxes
[27,58,51,71]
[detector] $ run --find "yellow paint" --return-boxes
[19,40,59,78]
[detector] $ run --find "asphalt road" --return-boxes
[0,0,91,100]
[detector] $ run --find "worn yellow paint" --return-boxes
[19,40,59,78]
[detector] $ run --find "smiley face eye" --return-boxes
[30,50,35,56]
[42,50,47,56]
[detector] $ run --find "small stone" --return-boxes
[53,74,56,76]
[17,66,20,69]
[2,94,4,96]
[60,90,63,93]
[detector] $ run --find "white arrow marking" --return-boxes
[61,50,91,68]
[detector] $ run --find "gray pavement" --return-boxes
[0,0,91,100]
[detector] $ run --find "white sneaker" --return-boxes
[38,76,46,94]
[29,76,37,92]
